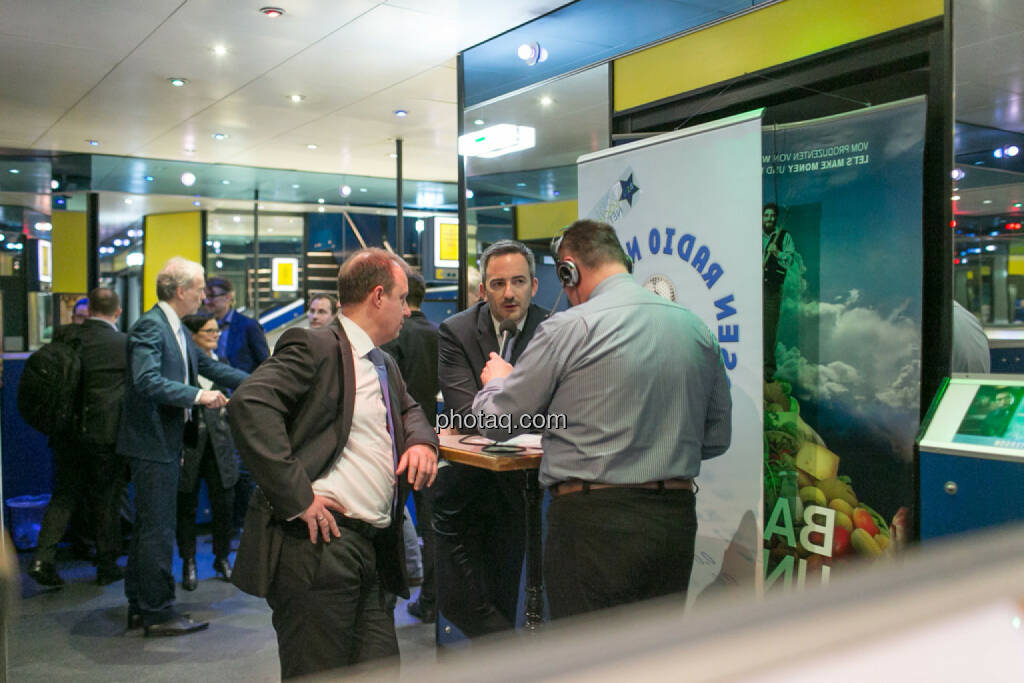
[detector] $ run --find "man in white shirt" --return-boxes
[228,248,438,679]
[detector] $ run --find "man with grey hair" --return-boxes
[118,256,247,637]
[434,239,548,637]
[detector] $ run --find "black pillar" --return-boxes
[396,138,404,256]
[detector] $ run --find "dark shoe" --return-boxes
[407,600,436,623]
[126,612,144,633]
[144,615,209,637]
[97,563,124,586]
[182,557,198,591]
[28,560,65,588]
[213,557,232,582]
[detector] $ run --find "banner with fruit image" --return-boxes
[762,98,926,587]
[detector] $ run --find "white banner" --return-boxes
[577,110,764,600]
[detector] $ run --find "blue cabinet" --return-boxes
[920,450,1024,539]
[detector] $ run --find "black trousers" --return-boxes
[544,487,698,620]
[124,457,180,626]
[34,440,126,567]
[176,441,234,561]
[267,530,398,679]
[433,463,525,637]
[410,487,435,609]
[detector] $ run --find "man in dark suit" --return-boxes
[435,239,548,637]
[204,276,269,373]
[28,288,130,588]
[118,257,247,637]
[382,270,439,623]
[228,248,438,679]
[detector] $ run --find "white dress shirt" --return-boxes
[157,300,202,405]
[312,315,396,528]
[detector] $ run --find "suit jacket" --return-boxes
[220,310,269,373]
[227,319,438,598]
[179,355,240,492]
[54,319,127,446]
[116,305,247,464]
[438,301,548,431]
[381,310,439,427]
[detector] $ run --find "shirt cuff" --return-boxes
[193,388,203,404]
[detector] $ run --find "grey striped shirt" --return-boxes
[473,272,732,488]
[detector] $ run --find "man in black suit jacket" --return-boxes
[382,270,439,622]
[435,239,548,637]
[28,288,129,588]
[204,276,269,373]
[118,258,247,637]
[228,248,438,679]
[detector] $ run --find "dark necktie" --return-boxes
[367,348,400,518]
[178,324,192,421]
[501,333,515,363]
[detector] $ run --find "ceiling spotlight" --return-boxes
[144,175,154,182]
[215,259,224,268]
[233,215,241,223]
[317,198,325,204]
[289,94,305,103]
[951,168,965,180]
[340,185,352,197]
[389,153,398,159]
[168,77,189,87]
[540,95,553,106]
[8,169,18,174]
[359,188,367,193]
[466,189,474,199]
[292,184,300,189]
[317,206,325,213]
[994,148,1005,159]
[87,140,99,146]
[193,200,201,207]
[212,133,228,141]
[952,195,961,201]
[180,172,197,186]
[1007,145,1020,157]
[113,239,123,246]
[515,182,527,187]
[517,41,548,66]
[984,199,993,204]
[124,198,133,205]
[50,179,59,190]
[394,109,408,118]
[222,179,231,185]
[259,6,285,18]
[212,45,228,56]
[306,144,318,150]
[474,119,485,126]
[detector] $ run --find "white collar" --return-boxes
[491,310,528,342]
[157,301,182,335]
[339,314,375,359]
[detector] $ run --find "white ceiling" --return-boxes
[0,0,568,183]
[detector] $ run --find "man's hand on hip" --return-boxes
[396,444,437,490]
[198,390,228,409]
[299,495,348,544]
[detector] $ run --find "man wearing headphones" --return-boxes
[474,219,732,619]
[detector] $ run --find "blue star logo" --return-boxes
[619,174,639,206]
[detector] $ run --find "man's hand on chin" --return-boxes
[480,352,513,386]
[397,444,438,490]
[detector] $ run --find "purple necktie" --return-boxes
[367,348,400,518]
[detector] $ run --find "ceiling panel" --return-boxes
[0,0,182,52]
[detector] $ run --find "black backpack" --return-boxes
[17,327,84,438]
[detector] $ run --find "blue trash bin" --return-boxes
[5,494,51,550]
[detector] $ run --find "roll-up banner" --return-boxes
[761,98,926,588]
[578,110,765,601]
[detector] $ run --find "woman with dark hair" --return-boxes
[177,313,239,590]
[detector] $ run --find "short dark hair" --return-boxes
[181,312,214,335]
[479,240,535,282]
[310,293,339,314]
[205,276,234,295]
[554,220,631,271]
[87,287,119,316]
[406,271,426,307]
[336,248,409,306]
[763,202,779,214]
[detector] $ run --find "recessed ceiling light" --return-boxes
[212,133,228,141]
[465,189,474,199]
[540,95,553,106]
[180,172,197,186]
[193,200,201,207]
[222,179,231,185]
[515,182,527,187]
[258,204,265,210]
[317,198,325,204]
[144,175,155,182]
[8,169,18,174]
[233,215,241,223]
[212,45,228,56]
[259,6,285,18]
[306,144,318,150]
[124,198,133,205]
[87,140,99,146]
[340,185,352,197]
[517,41,548,65]
[50,179,59,190]
[289,94,305,103]
[394,109,408,118]
[389,153,398,159]
[317,206,325,213]
[291,183,300,189]
[984,199,993,204]
[168,77,189,87]
[359,188,367,193]
[474,119,485,126]
[952,195,961,201]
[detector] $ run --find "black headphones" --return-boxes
[550,225,632,289]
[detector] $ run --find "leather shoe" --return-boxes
[126,612,144,633]
[97,563,124,586]
[144,615,209,637]
[182,557,198,591]
[407,599,436,623]
[28,559,65,588]
[213,557,232,582]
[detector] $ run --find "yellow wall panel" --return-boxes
[51,211,87,293]
[516,200,580,241]
[615,0,944,112]
[143,212,203,311]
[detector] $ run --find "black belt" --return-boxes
[281,509,386,540]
